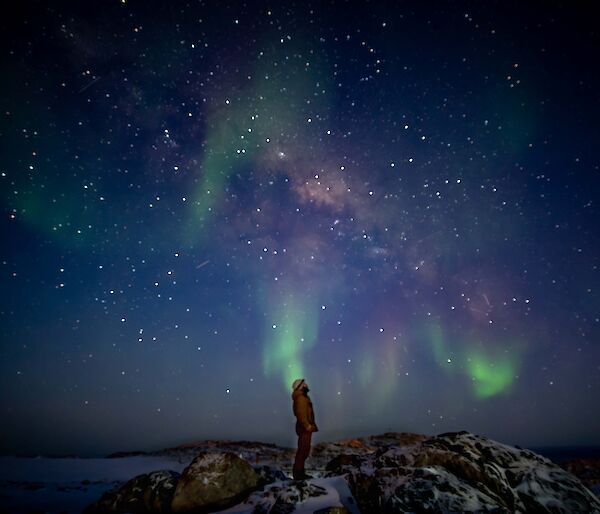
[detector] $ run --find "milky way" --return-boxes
[1,1,599,456]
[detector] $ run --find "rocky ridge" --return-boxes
[86,431,600,513]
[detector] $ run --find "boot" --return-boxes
[292,468,307,480]
[292,469,312,480]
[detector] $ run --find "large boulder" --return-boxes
[326,431,600,513]
[83,469,179,513]
[170,451,260,512]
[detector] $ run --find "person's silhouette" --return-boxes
[291,378,318,480]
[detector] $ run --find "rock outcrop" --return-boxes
[85,431,600,513]
[326,430,600,513]
[83,469,180,513]
[170,451,261,512]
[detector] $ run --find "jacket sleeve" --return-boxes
[295,395,313,431]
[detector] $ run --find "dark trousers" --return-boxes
[293,430,312,472]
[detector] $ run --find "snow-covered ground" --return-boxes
[0,455,190,513]
[220,476,359,514]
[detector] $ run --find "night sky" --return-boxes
[1,1,599,458]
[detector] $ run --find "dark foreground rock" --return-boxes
[84,452,262,513]
[170,451,261,512]
[83,469,179,513]
[326,430,600,513]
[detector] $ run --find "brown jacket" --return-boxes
[292,388,318,434]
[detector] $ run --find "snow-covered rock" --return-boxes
[170,451,261,512]
[219,476,358,514]
[311,433,428,470]
[325,430,600,513]
[253,464,289,484]
[83,469,180,513]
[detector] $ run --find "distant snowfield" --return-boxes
[0,455,190,482]
[0,455,190,513]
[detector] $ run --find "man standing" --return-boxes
[291,378,318,480]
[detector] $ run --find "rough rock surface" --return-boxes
[170,451,261,512]
[326,431,600,513]
[312,432,428,468]
[253,464,289,484]
[115,439,296,469]
[83,469,179,513]
[231,479,329,513]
